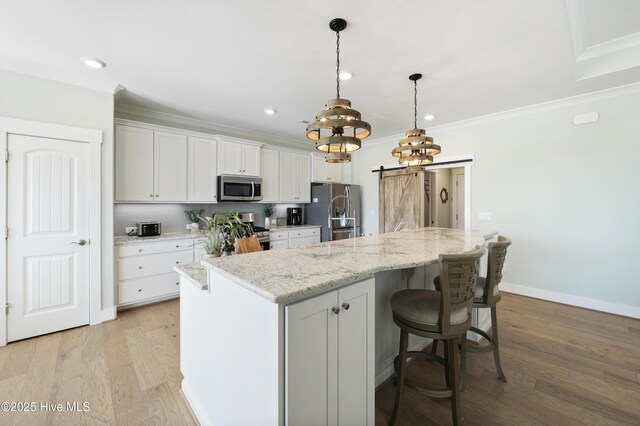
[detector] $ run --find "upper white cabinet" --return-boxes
[154,131,188,202]
[188,136,217,203]
[115,125,187,202]
[116,125,154,201]
[312,154,343,183]
[280,151,311,203]
[217,136,262,176]
[260,147,279,203]
[286,278,375,425]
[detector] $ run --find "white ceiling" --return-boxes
[2,0,640,145]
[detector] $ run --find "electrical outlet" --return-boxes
[479,212,492,221]
[125,226,137,234]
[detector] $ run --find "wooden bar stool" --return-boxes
[432,235,512,391]
[389,246,484,426]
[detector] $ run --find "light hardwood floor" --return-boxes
[0,294,638,425]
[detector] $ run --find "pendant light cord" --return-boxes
[336,30,341,99]
[413,79,418,129]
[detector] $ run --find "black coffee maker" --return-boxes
[287,207,303,226]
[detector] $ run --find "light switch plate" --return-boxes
[125,226,137,234]
[479,212,492,221]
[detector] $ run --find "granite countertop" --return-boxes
[200,227,493,305]
[175,263,208,290]
[268,224,322,231]
[114,231,206,245]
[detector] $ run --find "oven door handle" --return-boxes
[251,181,255,200]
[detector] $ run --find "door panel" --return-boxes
[379,170,424,233]
[154,131,187,202]
[7,135,90,342]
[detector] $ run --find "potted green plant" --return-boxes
[201,211,250,255]
[263,203,276,228]
[184,209,205,233]
[200,228,224,259]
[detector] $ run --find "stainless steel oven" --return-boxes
[218,175,263,201]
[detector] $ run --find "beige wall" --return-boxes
[352,88,640,314]
[0,69,115,312]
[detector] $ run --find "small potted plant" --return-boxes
[200,228,224,259]
[184,209,204,233]
[263,203,276,229]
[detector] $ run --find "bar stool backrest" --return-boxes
[438,245,484,336]
[480,236,512,306]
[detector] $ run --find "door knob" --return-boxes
[69,239,87,246]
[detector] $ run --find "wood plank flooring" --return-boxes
[375,293,640,425]
[0,300,196,425]
[0,294,638,425]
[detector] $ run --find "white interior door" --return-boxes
[7,134,90,342]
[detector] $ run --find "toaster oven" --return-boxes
[137,222,161,237]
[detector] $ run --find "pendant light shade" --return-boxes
[306,18,371,163]
[392,73,440,172]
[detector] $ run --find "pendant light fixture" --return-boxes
[392,73,440,172]
[306,18,371,163]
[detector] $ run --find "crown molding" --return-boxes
[115,103,308,150]
[362,81,640,148]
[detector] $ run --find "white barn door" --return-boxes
[7,134,91,342]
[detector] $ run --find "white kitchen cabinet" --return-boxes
[270,227,320,250]
[116,237,198,308]
[286,278,375,425]
[115,124,187,202]
[312,153,343,183]
[188,136,218,203]
[115,125,154,201]
[260,147,279,202]
[217,136,262,176]
[280,151,311,203]
[154,131,188,202]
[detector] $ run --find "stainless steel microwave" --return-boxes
[218,175,263,201]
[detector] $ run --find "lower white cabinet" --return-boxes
[117,238,196,307]
[285,278,375,425]
[270,227,320,250]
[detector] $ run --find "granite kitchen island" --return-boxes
[176,227,493,426]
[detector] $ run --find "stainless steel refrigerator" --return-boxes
[306,183,362,242]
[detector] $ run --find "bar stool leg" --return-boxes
[491,306,507,382]
[447,338,462,426]
[430,339,438,356]
[460,331,468,392]
[390,329,409,426]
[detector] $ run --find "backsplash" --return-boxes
[114,203,303,235]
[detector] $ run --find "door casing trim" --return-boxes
[0,117,102,346]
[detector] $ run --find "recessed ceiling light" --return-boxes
[339,71,353,80]
[81,57,106,69]
[424,114,435,121]
[263,108,276,115]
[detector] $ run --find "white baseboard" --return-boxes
[182,379,211,426]
[500,282,640,319]
[100,307,117,322]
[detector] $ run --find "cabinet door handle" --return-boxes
[176,282,179,286]
[155,194,159,197]
[175,261,179,264]
[176,244,180,248]
[138,289,142,292]
[342,302,350,311]
[138,249,142,252]
[332,306,340,315]
[138,266,142,269]
[149,194,153,198]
